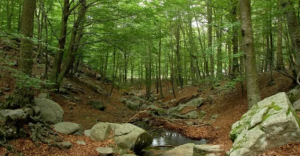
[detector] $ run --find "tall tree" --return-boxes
[281,0,300,68]
[14,0,36,105]
[207,0,214,79]
[240,0,261,108]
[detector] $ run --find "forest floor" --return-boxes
[0,39,300,155]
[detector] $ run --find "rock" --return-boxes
[122,154,137,156]
[175,111,199,119]
[74,96,81,101]
[34,98,64,124]
[210,114,219,119]
[120,98,127,103]
[186,98,205,107]
[3,87,10,92]
[167,105,186,115]
[193,144,223,156]
[287,88,300,103]
[88,100,105,111]
[148,105,166,116]
[84,129,91,137]
[229,92,300,156]
[96,147,114,156]
[0,109,28,124]
[76,140,86,145]
[90,122,153,153]
[125,100,140,111]
[163,143,195,156]
[114,123,153,153]
[90,122,112,141]
[59,87,68,94]
[199,111,206,117]
[38,93,49,99]
[53,122,81,135]
[96,74,102,80]
[57,141,72,149]
[293,100,300,112]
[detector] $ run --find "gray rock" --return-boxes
[53,122,81,135]
[125,100,139,111]
[74,96,81,101]
[210,114,219,119]
[90,122,112,141]
[175,111,199,119]
[38,93,49,99]
[59,87,68,94]
[122,154,137,156]
[148,105,166,116]
[88,100,105,111]
[96,147,114,156]
[229,92,300,156]
[90,122,153,153]
[0,109,27,124]
[84,129,91,137]
[193,145,223,156]
[32,106,41,115]
[186,98,205,107]
[58,141,72,149]
[76,140,86,145]
[287,88,300,103]
[163,143,195,156]
[34,98,64,124]
[293,100,300,112]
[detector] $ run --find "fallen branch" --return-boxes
[126,110,148,123]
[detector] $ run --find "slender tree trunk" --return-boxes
[158,27,164,98]
[216,15,223,77]
[232,0,239,78]
[240,0,261,108]
[277,1,284,70]
[175,18,183,88]
[110,47,117,95]
[207,0,214,79]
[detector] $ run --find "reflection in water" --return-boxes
[151,130,207,147]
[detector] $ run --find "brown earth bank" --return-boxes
[1,40,300,155]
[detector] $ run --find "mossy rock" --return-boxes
[88,100,105,111]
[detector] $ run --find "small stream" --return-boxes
[135,121,207,155]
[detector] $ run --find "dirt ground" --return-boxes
[1,40,300,155]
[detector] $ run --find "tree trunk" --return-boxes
[56,0,86,87]
[232,0,239,78]
[207,0,214,79]
[277,0,284,70]
[15,0,36,106]
[51,0,71,85]
[281,0,300,68]
[240,0,261,108]
[175,18,183,88]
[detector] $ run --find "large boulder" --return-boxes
[34,98,64,124]
[229,92,300,156]
[53,122,81,135]
[193,144,223,156]
[90,122,153,153]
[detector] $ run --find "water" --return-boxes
[150,129,207,147]
[135,121,207,147]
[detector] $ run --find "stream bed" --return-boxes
[135,121,207,156]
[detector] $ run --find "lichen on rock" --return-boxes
[229,92,300,156]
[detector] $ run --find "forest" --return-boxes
[0,0,300,155]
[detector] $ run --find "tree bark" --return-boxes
[277,1,284,70]
[207,0,214,79]
[231,0,239,78]
[240,0,261,108]
[281,0,300,67]
[56,0,87,87]
[16,0,36,106]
